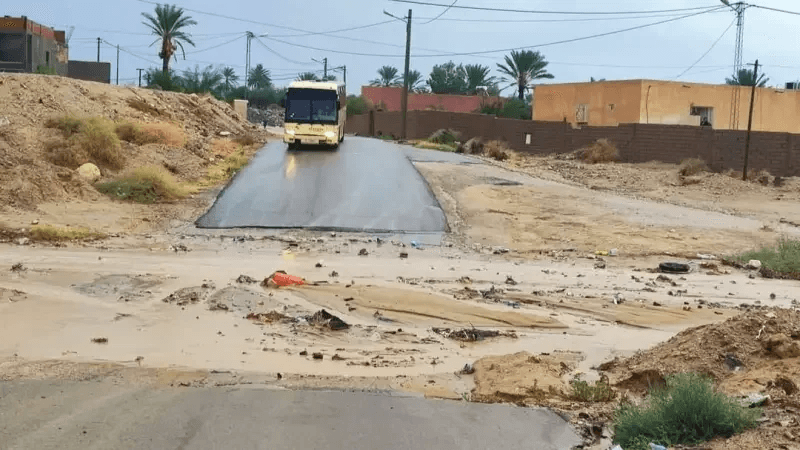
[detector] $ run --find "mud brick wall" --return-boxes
[345,111,800,177]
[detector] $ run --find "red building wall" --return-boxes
[361,86,501,113]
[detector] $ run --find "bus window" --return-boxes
[285,88,338,124]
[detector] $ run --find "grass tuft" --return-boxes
[569,375,615,402]
[613,373,759,450]
[115,122,186,147]
[414,141,456,152]
[74,117,124,170]
[96,166,187,204]
[428,129,461,145]
[734,238,800,274]
[233,134,259,147]
[679,158,708,176]
[43,139,86,169]
[45,115,84,138]
[576,138,619,163]
[30,224,107,242]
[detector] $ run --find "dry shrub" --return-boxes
[45,115,84,137]
[96,166,187,204]
[137,122,186,147]
[484,140,511,161]
[429,129,461,145]
[43,139,86,169]
[74,117,123,170]
[114,122,139,142]
[457,137,484,155]
[127,98,160,116]
[725,168,773,185]
[30,224,106,242]
[679,158,708,176]
[233,133,259,147]
[211,138,240,157]
[576,138,619,163]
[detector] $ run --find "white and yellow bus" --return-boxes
[282,81,346,149]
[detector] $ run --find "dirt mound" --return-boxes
[0,73,265,210]
[471,351,579,405]
[603,309,800,391]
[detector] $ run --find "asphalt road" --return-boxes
[196,137,450,233]
[0,381,580,450]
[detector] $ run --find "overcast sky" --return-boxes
[6,1,799,93]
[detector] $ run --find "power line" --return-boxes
[186,34,245,55]
[413,10,730,23]
[268,20,395,38]
[749,4,800,16]
[265,6,726,58]
[252,37,315,66]
[389,0,723,16]
[102,39,159,64]
[674,17,737,79]
[421,0,458,24]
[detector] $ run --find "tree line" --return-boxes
[369,49,554,101]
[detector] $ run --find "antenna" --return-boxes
[721,1,748,130]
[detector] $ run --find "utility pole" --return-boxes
[384,8,412,140]
[245,32,253,99]
[742,59,760,181]
[401,9,412,141]
[116,45,120,85]
[137,68,144,87]
[97,37,101,62]
[323,58,328,79]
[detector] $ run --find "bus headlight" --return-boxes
[286,130,296,136]
[324,131,335,139]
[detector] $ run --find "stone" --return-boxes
[0,116,10,127]
[746,259,762,270]
[219,131,232,137]
[76,163,101,183]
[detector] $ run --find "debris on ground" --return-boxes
[399,252,409,259]
[306,309,350,331]
[659,262,691,274]
[432,327,516,342]
[312,352,324,360]
[358,248,369,256]
[235,274,258,284]
[246,311,291,324]
[262,271,305,288]
[90,337,108,344]
[161,284,215,306]
[10,263,26,272]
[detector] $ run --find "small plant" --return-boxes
[35,65,57,75]
[43,139,86,168]
[346,96,372,116]
[30,225,106,242]
[734,238,800,275]
[484,140,512,161]
[46,115,84,137]
[233,134,259,147]
[679,158,708,176]
[96,166,187,204]
[414,141,456,152]
[114,122,140,142]
[613,373,760,450]
[428,129,461,145]
[75,117,123,170]
[203,149,252,184]
[576,138,619,163]
[569,375,616,402]
[115,122,186,147]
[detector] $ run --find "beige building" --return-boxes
[532,79,800,133]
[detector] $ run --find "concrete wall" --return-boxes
[67,60,110,83]
[534,80,800,133]
[361,86,503,113]
[345,110,800,177]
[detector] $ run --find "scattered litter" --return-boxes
[312,352,323,360]
[457,276,472,284]
[741,393,770,408]
[306,309,350,330]
[399,252,409,259]
[315,260,324,268]
[612,293,625,305]
[90,337,108,344]
[162,285,214,306]
[460,363,475,375]
[263,271,305,287]
[235,274,258,284]
[169,243,190,252]
[410,241,420,249]
[594,260,606,269]
[332,354,345,361]
[503,301,520,309]
[432,327,516,342]
[358,248,369,256]
[246,311,291,324]
[299,350,308,356]
[609,248,618,256]
[648,444,667,450]
[329,271,339,277]
[659,262,690,274]
[504,275,517,285]
[10,263,26,272]
[492,247,509,255]
[208,302,229,311]
[373,310,395,322]
[697,253,717,260]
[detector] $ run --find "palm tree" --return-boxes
[321,74,337,81]
[221,66,239,96]
[142,4,197,74]
[180,65,223,95]
[404,70,425,93]
[496,50,554,100]
[464,64,497,94]
[297,72,320,81]
[726,68,768,87]
[370,66,401,87]
[247,64,272,89]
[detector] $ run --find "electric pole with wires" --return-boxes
[384,9,412,140]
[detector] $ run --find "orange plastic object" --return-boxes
[271,272,305,286]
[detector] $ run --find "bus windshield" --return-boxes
[285,88,338,124]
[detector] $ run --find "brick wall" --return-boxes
[345,111,800,176]
[361,86,502,114]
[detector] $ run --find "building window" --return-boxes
[575,104,588,124]
[690,106,713,127]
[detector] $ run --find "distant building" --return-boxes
[0,16,68,75]
[67,60,111,84]
[533,79,800,133]
[362,86,504,114]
